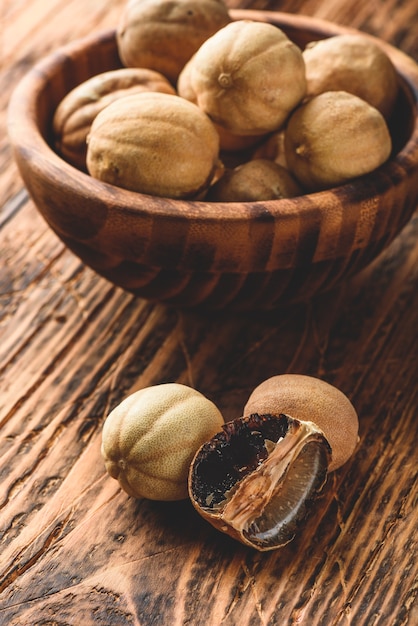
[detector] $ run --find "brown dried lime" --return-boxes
[206,159,303,201]
[244,374,359,472]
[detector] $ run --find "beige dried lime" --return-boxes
[207,159,303,202]
[53,68,175,170]
[116,0,231,84]
[86,92,222,199]
[244,374,359,471]
[178,19,306,136]
[284,90,392,191]
[177,56,266,152]
[303,34,399,120]
[101,383,225,501]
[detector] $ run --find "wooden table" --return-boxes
[1,1,417,624]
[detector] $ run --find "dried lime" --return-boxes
[101,383,225,500]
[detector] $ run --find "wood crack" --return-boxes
[0,285,116,429]
[0,189,29,230]
[0,541,194,611]
[0,511,72,596]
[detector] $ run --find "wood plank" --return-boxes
[1,1,417,624]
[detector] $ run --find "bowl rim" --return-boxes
[7,8,418,228]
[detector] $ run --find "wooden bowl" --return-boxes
[7,10,418,311]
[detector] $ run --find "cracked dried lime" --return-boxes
[189,412,331,551]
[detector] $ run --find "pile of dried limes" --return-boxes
[53,0,398,201]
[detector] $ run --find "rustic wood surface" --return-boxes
[1,1,417,624]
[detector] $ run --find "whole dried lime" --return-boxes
[207,159,303,201]
[284,90,392,191]
[86,92,222,199]
[303,34,399,120]
[244,374,359,471]
[53,68,175,170]
[101,383,225,501]
[116,0,231,84]
[179,19,306,136]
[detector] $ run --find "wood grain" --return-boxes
[1,1,417,624]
